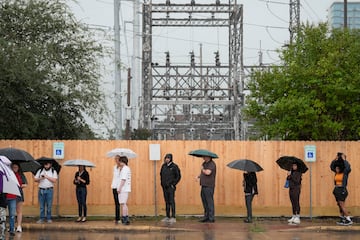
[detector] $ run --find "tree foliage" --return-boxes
[0,0,106,139]
[244,23,360,140]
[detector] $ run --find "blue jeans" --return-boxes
[7,199,16,232]
[76,187,87,217]
[38,188,54,221]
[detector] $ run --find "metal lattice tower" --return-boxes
[289,0,300,44]
[141,0,244,140]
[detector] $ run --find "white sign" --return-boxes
[53,142,65,159]
[304,145,316,162]
[149,144,161,161]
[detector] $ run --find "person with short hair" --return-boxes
[117,156,131,225]
[331,152,352,225]
[160,153,181,223]
[198,156,216,223]
[34,161,58,223]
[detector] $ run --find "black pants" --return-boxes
[76,187,87,217]
[201,186,215,221]
[289,187,301,215]
[112,188,120,221]
[162,186,176,218]
[245,194,254,220]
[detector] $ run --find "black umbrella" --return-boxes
[227,159,264,172]
[276,156,308,174]
[34,157,61,174]
[188,149,218,159]
[0,147,40,172]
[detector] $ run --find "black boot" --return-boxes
[124,216,130,225]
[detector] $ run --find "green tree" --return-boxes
[0,0,107,139]
[244,23,360,140]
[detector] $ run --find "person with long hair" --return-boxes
[111,155,122,223]
[73,165,90,222]
[287,163,302,225]
[243,172,258,223]
[117,156,131,225]
[12,163,27,233]
[330,152,352,225]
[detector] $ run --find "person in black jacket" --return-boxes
[243,172,258,223]
[287,163,302,225]
[73,165,90,222]
[160,153,181,223]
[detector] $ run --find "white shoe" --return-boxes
[169,218,176,223]
[293,216,301,224]
[16,226,22,233]
[287,216,295,223]
[161,217,170,222]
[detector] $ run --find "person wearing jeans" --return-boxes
[73,165,90,222]
[34,161,58,223]
[6,197,16,236]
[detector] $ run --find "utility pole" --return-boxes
[114,0,122,139]
[132,0,140,129]
[289,0,300,44]
[125,68,132,140]
[344,0,348,28]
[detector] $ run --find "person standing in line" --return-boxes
[117,156,131,225]
[243,172,258,223]
[6,163,23,236]
[0,193,7,240]
[287,163,302,225]
[160,153,181,224]
[330,152,352,225]
[73,165,90,222]
[111,155,122,224]
[12,163,27,233]
[198,156,216,223]
[34,161,58,223]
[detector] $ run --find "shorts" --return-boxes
[333,187,348,202]
[118,192,129,204]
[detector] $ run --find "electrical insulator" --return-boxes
[214,51,220,66]
[165,51,170,67]
[190,51,195,67]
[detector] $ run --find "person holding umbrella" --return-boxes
[189,149,217,223]
[160,153,181,223]
[243,172,258,223]
[117,156,131,225]
[111,155,122,223]
[330,152,352,225]
[287,163,302,224]
[34,160,58,223]
[73,165,90,222]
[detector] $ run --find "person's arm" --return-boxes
[344,160,351,174]
[117,179,125,193]
[173,165,181,186]
[34,170,42,182]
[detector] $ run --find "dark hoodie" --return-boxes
[160,153,181,188]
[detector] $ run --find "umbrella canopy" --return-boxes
[0,156,21,196]
[34,157,62,174]
[63,159,96,168]
[276,156,308,174]
[188,149,218,159]
[106,148,137,159]
[227,159,264,172]
[0,147,40,172]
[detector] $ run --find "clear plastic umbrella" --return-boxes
[106,148,137,159]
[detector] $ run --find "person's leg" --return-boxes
[112,189,120,222]
[83,188,87,218]
[200,187,208,220]
[46,189,54,221]
[204,187,215,221]
[7,199,16,233]
[0,207,6,239]
[163,188,170,218]
[38,189,45,222]
[168,188,176,218]
[245,194,253,222]
[119,193,130,225]
[76,188,82,218]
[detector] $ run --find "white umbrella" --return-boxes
[0,156,21,196]
[106,148,137,159]
[63,159,96,168]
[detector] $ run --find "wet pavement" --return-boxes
[5,216,360,239]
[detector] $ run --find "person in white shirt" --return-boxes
[34,161,58,223]
[111,155,122,223]
[117,156,131,225]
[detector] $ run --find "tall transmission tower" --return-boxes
[289,0,300,44]
[141,0,244,140]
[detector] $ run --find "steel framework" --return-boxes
[289,0,300,44]
[141,0,244,140]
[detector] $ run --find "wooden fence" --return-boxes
[1,140,359,217]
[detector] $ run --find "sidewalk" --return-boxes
[20,216,360,233]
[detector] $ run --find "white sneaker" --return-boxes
[16,226,22,233]
[161,217,170,222]
[169,218,176,223]
[287,215,295,223]
[293,216,301,224]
